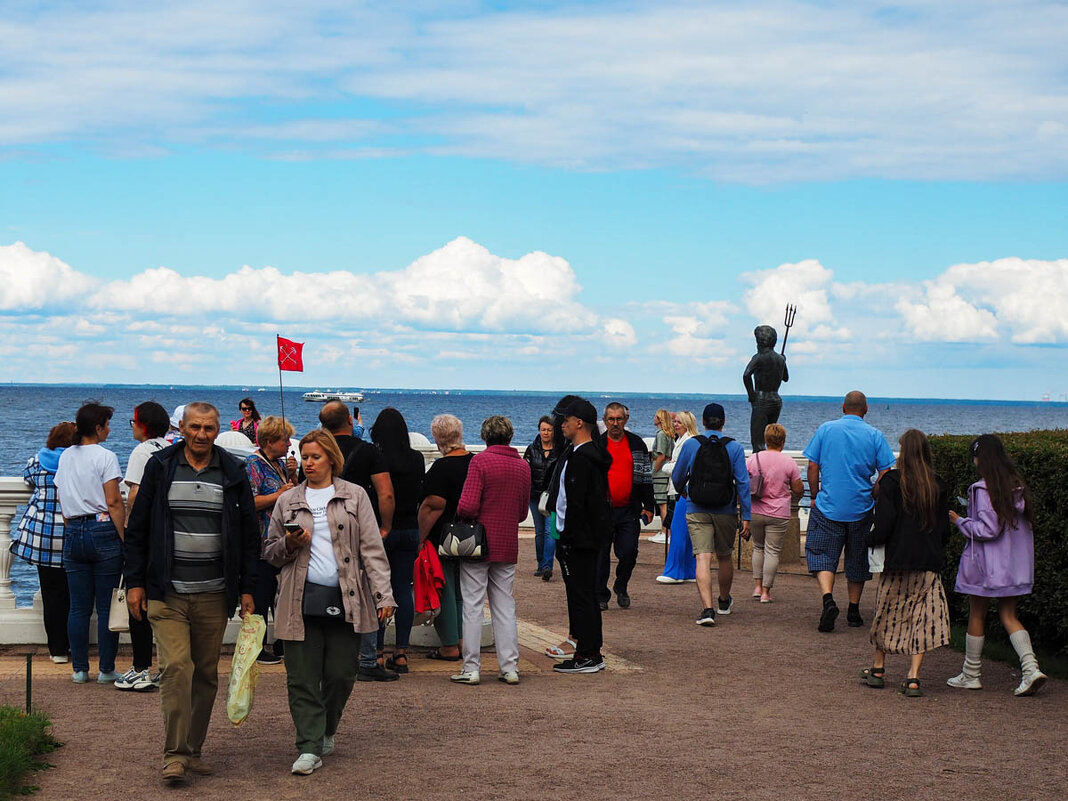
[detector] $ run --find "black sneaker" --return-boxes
[357,664,400,682]
[598,600,609,611]
[818,600,839,632]
[696,608,717,626]
[847,606,864,627]
[256,650,283,665]
[542,570,552,582]
[717,595,734,616]
[534,568,545,577]
[616,591,631,609]
[553,656,606,674]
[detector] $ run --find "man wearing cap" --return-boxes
[803,390,894,632]
[672,403,750,626]
[596,402,655,610]
[550,398,613,674]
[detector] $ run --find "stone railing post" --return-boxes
[0,477,33,611]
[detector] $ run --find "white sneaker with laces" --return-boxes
[114,668,144,691]
[498,671,519,685]
[449,670,480,685]
[648,532,667,544]
[946,671,982,690]
[1014,670,1047,697]
[656,575,684,584]
[291,753,323,775]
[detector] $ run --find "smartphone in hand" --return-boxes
[956,496,968,508]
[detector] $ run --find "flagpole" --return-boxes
[277,333,287,430]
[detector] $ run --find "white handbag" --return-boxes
[108,577,130,632]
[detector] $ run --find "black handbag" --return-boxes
[437,520,489,561]
[302,580,345,619]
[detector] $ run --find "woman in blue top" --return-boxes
[12,421,77,663]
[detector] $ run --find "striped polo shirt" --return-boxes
[168,448,226,594]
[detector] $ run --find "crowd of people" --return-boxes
[7,390,1049,784]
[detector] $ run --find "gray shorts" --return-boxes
[687,512,737,557]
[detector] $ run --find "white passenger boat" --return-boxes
[302,389,365,402]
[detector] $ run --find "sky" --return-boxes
[1,0,1067,400]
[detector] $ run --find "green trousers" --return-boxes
[283,616,360,755]
[433,558,464,647]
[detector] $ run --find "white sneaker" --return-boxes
[291,753,323,775]
[114,668,146,691]
[1014,670,1047,697]
[50,655,68,664]
[498,671,519,685]
[449,670,480,685]
[322,735,335,756]
[946,672,982,690]
[648,532,667,544]
[656,575,684,584]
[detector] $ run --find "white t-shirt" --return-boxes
[124,437,169,486]
[556,441,588,532]
[305,486,339,587]
[55,444,123,518]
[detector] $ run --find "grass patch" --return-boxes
[0,707,59,800]
[949,624,1068,681]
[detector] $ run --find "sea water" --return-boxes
[4,384,1068,604]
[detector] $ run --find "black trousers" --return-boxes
[36,565,70,658]
[750,397,782,452]
[596,507,641,603]
[558,546,602,660]
[254,558,281,653]
[128,612,154,671]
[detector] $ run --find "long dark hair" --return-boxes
[73,402,114,445]
[370,407,415,472]
[896,429,939,532]
[971,434,1032,526]
[239,397,261,422]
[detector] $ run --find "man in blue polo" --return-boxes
[804,390,894,632]
[672,402,750,627]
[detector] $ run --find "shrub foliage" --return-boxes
[0,706,57,800]
[930,429,1068,655]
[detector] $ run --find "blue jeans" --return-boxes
[530,501,556,573]
[63,516,122,673]
[377,528,418,651]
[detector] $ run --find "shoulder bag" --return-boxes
[302,581,346,619]
[438,520,489,561]
[109,577,130,632]
[750,451,766,500]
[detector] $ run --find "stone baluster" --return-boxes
[0,477,32,611]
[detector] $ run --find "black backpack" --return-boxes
[686,435,736,508]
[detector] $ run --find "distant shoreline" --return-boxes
[0,383,1060,407]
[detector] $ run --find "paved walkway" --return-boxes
[3,538,1063,800]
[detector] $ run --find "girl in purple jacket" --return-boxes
[947,435,1046,696]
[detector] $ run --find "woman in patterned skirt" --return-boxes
[860,429,951,697]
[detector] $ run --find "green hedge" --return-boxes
[0,707,56,800]
[929,430,1068,655]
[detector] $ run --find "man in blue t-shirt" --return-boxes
[803,391,894,633]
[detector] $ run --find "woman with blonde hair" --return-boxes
[860,429,951,697]
[656,411,698,584]
[745,423,803,602]
[265,429,395,774]
[649,409,675,544]
[246,415,297,664]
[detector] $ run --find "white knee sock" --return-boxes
[1008,629,1040,675]
[963,634,984,678]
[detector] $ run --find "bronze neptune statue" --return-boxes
[742,313,792,452]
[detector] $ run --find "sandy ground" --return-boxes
[3,538,1064,801]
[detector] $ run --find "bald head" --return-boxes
[318,400,352,434]
[843,391,868,417]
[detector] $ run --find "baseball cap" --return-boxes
[564,398,598,425]
[169,405,186,429]
[702,402,726,422]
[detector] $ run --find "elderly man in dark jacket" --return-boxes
[124,402,260,787]
[551,398,613,674]
[595,402,655,610]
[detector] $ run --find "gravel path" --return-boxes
[8,539,1064,800]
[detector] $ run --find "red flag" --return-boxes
[277,336,304,372]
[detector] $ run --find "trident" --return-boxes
[780,303,797,356]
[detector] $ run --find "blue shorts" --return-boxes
[805,505,873,582]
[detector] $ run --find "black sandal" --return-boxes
[425,648,461,661]
[899,677,923,697]
[858,666,885,688]
[386,653,409,674]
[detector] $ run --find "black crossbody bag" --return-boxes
[302,581,345,619]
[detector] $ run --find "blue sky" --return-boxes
[1,1,1067,399]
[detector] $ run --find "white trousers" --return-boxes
[459,561,519,675]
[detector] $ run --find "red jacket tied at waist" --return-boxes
[413,539,446,615]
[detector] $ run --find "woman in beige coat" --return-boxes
[264,430,395,776]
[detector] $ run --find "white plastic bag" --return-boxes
[868,545,885,574]
[227,614,266,726]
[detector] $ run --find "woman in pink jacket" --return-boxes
[449,416,531,686]
[947,434,1046,696]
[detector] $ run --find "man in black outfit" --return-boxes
[552,398,613,675]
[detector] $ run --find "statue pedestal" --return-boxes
[736,499,802,570]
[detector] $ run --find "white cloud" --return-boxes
[1,2,1067,180]
[897,258,1068,343]
[741,259,851,342]
[0,242,97,310]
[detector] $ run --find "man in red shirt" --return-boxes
[596,403,655,609]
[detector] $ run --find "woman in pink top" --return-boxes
[451,415,531,686]
[745,424,803,602]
